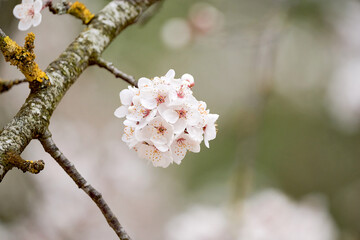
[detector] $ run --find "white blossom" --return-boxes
[171,133,200,164]
[114,69,219,167]
[13,0,43,31]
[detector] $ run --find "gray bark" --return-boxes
[0,0,160,180]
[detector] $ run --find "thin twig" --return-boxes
[0,78,27,93]
[92,57,137,87]
[39,129,132,240]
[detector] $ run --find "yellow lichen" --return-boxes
[0,33,48,83]
[67,1,94,25]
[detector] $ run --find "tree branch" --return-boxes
[0,0,161,180]
[39,129,131,240]
[0,78,27,93]
[91,57,137,86]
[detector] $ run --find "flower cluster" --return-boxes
[115,69,219,168]
[13,0,43,31]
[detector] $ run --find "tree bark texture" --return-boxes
[0,0,160,179]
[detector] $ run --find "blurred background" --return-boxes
[1,0,360,239]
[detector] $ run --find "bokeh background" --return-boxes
[1,0,360,239]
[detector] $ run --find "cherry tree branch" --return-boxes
[0,0,161,180]
[0,78,27,93]
[91,57,137,86]
[39,129,131,240]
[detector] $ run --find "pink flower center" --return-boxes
[177,86,185,98]
[155,125,167,135]
[141,109,151,118]
[156,94,166,105]
[176,109,187,119]
[177,137,186,147]
[28,8,35,17]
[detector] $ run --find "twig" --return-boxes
[39,129,132,240]
[91,57,137,87]
[48,1,94,24]
[0,78,27,93]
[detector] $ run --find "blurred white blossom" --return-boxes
[161,18,192,49]
[165,189,338,240]
[327,1,360,132]
[327,58,360,132]
[189,2,224,35]
[166,205,231,240]
[237,189,338,240]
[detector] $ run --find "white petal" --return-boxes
[174,118,187,134]
[134,127,147,142]
[120,89,133,106]
[32,12,42,27]
[18,18,32,31]
[187,126,203,142]
[205,125,217,141]
[13,5,28,19]
[123,119,137,127]
[171,141,187,164]
[184,135,201,153]
[114,106,128,118]
[161,109,179,124]
[181,73,194,85]
[22,0,33,4]
[33,0,42,13]
[154,143,169,152]
[137,144,172,168]
[187,109,202,126]
[165,69,175,79]
[145,109,157,122]
[204,139,210,148]
[140,98,157,109]
[207,113,219,124]
[138,77,153,88]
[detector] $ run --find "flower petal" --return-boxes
[22,0,33,4]
[123,119,137,127]
[120,89,133,106]
[205,125,217,141]
[173,118,187,134]
[18,18,32,31]
[171,141,187,164]
[32,12,42,27]
[138,77,153,88]
[140,97,157,109]
[165,69,175,79]
[33,0,42,13]
[154,142,169,152]
[114,106,128,118]
[207,113,219,124]
[137,144,172,168]
[161,109,179,124]
[13,4,28,19]
[187,126,203,142]
[181,73,194,86]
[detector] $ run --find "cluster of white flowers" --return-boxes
[114,69,219,168]
[13,0,43,31]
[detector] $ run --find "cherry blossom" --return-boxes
[13,0,43,31]
[136,143,173,168]
[136,116,174,152]
[171,133,200,164]
[114,69,219,167]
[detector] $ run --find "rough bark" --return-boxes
[0,0,160,179]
